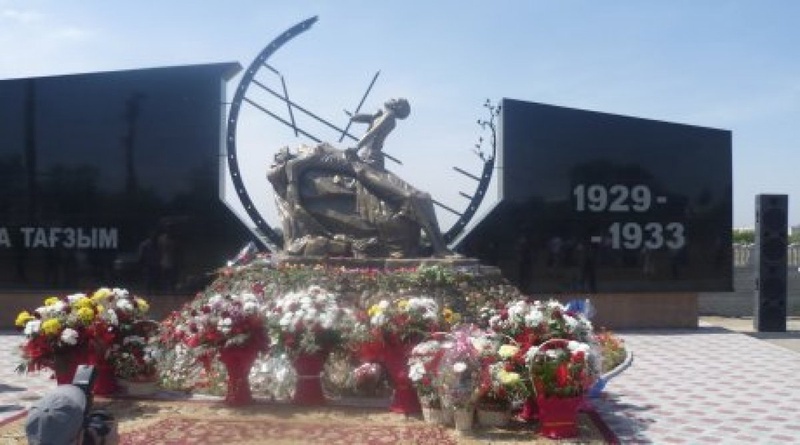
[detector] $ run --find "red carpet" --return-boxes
[122,416,456,444]
[2,399,615,444]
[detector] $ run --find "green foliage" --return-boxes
[733,228,800,244]
[732,228,755,244]
[202,260,523,323]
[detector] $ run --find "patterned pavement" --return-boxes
[0,332,54,424]
[3,323,800,443]
[590,321,800,444]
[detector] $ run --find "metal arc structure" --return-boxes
[226,16,318,248]
[443,154,494,244]
[226,15,494,250]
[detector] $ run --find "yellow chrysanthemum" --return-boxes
[135,298,150,314]
[442,307,460,324]
[44,296,60,306]
[15,311,35,328]
[76,307,95,324]
[396,299,409,311]
[498,370,521,386]
[367,305,381,317]
[91,288,112,301]
[73,297,95,310]
[498,344,520,359]
[41,319,62,336]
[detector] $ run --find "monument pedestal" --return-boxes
[276,255,502,275]
[575,292,698,329]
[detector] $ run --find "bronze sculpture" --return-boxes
[267,98,453,258]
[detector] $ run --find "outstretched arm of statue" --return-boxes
[350,112,376,124]
[355,113,395,152]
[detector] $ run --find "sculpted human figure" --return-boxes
[267,98,454,257]
[349,98,410,169]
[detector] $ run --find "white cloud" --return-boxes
[56,26,93,41]
[1,8,43,25]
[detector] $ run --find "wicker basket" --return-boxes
[476,406,512,427]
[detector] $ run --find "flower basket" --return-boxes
[528,338,595,439]
[472,334,529,427]
[292,350,328,405]
[536,395,583,439]
[477,406,511,428]
[219,346,260,406]
[476,399,512,428]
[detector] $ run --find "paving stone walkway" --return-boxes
[591,320,800,444]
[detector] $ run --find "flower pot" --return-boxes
[536,395,583,439]
[477,405,512,428]
[518,395,538,422]
[382,341,421,414]
[439,406,455,426]
[418,394,443,423]
[293,351,328,405]
[219,346,259,406]
[117,378,159,396]
[89,360,117,396]
[357,341,385,363]
[453,407,475,434]
[53,349,89,385]
[421,405,444,423]
[54,358,79,385]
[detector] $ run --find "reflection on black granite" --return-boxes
[0,64,252,294]
[458,99,732,294]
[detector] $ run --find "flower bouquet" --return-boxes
[589,327,628,397]
[366,296,444,345]
[407,335,451,422]
[92,288,156,393]
[480,298,594,347]
[479,297,597,422]
[15,294,99,383]
[435,326,482,433]
[526,338,599,439]
[473,340,530,427]
[108,330,160,395]
[162,292,268,405]
[109,334,158,380]
[265,285,361,405]
[362,296,448,413]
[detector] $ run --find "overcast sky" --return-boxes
[2,1,799,232]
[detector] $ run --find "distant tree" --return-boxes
[732,228,755,244]
[733,228,800,244]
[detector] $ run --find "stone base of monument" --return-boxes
[275,254,502,275]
